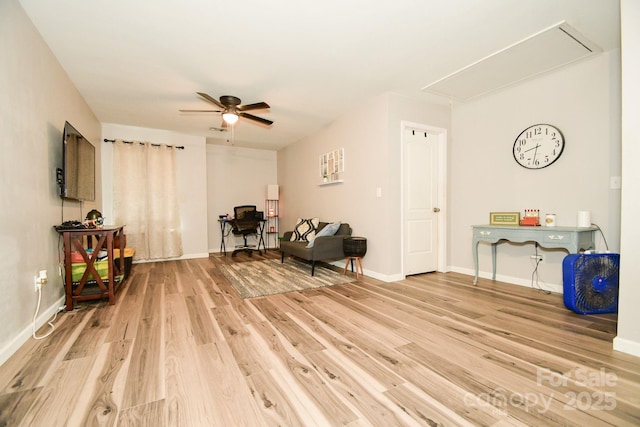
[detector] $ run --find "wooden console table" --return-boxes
[472,224,598,285]
[58,225,126,310]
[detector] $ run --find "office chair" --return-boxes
[231,205,261,257]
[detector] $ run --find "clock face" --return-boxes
[513,124,564,169]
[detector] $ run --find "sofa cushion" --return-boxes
[306,222,341,248]
[290,217,319,242]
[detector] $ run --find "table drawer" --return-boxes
[542,232,574,245]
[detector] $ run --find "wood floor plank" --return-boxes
[64,302,115,360]
[164,293,220,426]
[0,387,42,426]
[383,383,477,427]
[251,298,327,355]
[195,341,269,427]
[117,399,165,427]
[0,308,94,393]
[284,307,407,391]
[67,339,133,427]
[244,322,332,427]
[304,349,419,426]
[121,314,164,409]
[250,319,360,425]
[245,370,308,427]
[121,269,148,297]
[183,295,218,345]
[1,252,638,426]
[18,357,94,427]
[103,292,144,344]
[211,304,271,377]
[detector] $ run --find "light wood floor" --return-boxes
[1,250,639,426]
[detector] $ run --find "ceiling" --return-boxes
[19,0,620,150]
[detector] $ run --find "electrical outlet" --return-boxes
[34,270,48,291]
[530,254,543,262]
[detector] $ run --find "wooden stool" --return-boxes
[343,256,364,279]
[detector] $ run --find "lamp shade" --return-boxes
[267,184,279,200]
[222,112,239,124]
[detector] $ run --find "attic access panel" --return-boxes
[422,22,602,102]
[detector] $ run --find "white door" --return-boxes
[403,127,439,275]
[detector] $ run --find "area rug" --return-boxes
[217,258,356,299]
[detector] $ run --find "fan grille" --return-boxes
[563,254,619,315]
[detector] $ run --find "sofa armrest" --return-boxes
[311,235,347,260]
[282,231,293,242]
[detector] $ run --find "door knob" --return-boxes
[433,207,441,213]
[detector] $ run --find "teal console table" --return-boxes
[472,225,598,285]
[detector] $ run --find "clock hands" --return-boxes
[525,143,540,165]
[513,124,564,169]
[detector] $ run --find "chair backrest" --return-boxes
[234,205,257,220]
[233,205,259,233]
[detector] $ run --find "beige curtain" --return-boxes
[113,140,183,260]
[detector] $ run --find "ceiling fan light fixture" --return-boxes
[222,112,239,125]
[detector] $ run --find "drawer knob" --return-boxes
[548,235,565,240]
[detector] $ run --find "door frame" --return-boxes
[400,120,448,276]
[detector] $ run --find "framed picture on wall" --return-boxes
[319,154,328,177]
[319,148,344,180]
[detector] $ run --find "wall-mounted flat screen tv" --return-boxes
[59,121,95,201]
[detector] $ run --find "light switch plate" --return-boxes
[610,176,621,189]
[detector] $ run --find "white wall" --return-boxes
[0,0,101,365]
[101,123,209,260]
[449,52,621,292]
[206,145,277,253]
[614,0,640,357]
[278,93,451,280]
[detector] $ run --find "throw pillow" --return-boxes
[306,222,341,248]
[290,217,320,242]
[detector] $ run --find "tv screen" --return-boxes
[59,121,95,201]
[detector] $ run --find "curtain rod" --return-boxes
[103,138,185,150]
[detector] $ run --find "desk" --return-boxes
[218,219,232,254]
[218,219,266,255]
[472,224,598,285]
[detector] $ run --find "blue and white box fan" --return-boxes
[562,253,620,314]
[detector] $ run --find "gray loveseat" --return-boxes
[280,222,352,275]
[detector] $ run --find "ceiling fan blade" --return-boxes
[238,102,270,112]
[179,109,222,113]
[197,92,226,109]
[239,112,273,126]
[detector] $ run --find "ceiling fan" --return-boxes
[180,92,273,127]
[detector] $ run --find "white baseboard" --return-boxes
[0,296,65,367]
[132,252,210,264]
[449,266,563,294]
[613,336,640,357]
[330,260,403,283]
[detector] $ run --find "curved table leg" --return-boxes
[473,239,498,284]
[491,242,497,281]
[473,239,480,285]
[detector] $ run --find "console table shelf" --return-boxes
[58,225,127,311]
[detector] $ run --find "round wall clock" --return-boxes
[512,124,564,169]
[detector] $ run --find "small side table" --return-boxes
[343,237,367,279]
